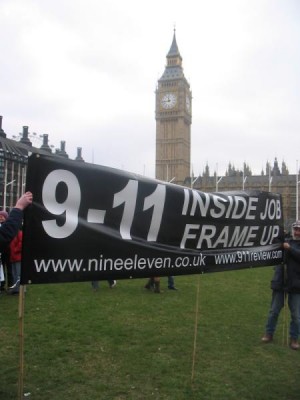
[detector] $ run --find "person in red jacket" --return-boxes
[8,229,23,294]
[0,192,32,249]
[0,192,32,294]
[0,210,13,291]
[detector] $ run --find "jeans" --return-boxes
[168,276,175,288]
[91,280,115,289]
[265,290,300,340]
[11,261,21,289]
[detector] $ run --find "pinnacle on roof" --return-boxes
[167,28,181,58]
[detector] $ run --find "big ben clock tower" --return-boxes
[155,30,192,185]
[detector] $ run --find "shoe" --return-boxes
[110,280,116,288]
[290,339,299,350]
[144,279,154,291]
[8,279,20,290]
[8,289,19,295]
[168,286,178,290]
[261,334,273,343]
[154,282,163,293]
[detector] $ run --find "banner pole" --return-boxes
[282,262,288,346]
[191,274,201,383]
[282,292,288,346]
[282,293,285,345]
[4,264,8,291]
[18,285,25,400]
[285,293,289,346]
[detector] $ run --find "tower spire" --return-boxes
[160,30,184,81]
[167,27,180,58]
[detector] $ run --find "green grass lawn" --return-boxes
[1,267,300,399]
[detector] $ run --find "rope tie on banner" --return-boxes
[191,274,201,383]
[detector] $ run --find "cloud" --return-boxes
[0,0,300,178]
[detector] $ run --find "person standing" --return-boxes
[91,280,116,290]
[0,192,32,250]
[0,192,32,294]
[0,211,12,291]
[261,220,300,350]
[168,276,177,290]
[144,277,161,293]
[144,276,177,292]
[7,229,23,294]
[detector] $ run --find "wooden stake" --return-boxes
[282,292,288,346]
[191,274,201,382]
[4,264,8,291]
[18,285,25,399]
[282,263,289,347]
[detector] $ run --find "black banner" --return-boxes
[21,154,284,284]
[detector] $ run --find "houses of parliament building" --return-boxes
[0,31,298,230]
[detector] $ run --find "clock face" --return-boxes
[161,93,177,109]
[186,96,191,111]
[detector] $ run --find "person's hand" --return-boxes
[15,192,33,210]
[283,242,290,250]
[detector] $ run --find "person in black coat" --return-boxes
[261,220,300,350]
[0,192,32,293]
[0,210,11,290]
[0,192,32,251]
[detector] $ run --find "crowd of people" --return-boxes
[1,191,300,350]
[90,276,176,293]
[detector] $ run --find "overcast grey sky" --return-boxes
[1,0,299,178]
